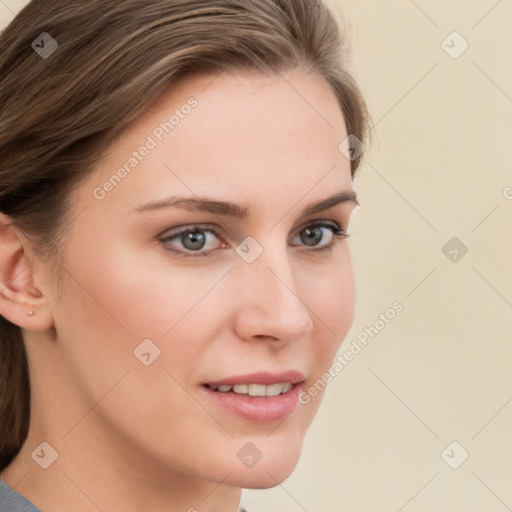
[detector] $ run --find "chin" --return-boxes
[221,444,303,489]
[236,464,297,489]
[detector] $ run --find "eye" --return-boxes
[159,221,349,258]
[160,225,225,257]
[290,221,349,251]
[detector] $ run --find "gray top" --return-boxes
[0,480,41,512]
[0,478,252,512]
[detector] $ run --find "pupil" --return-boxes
[302,227,322,246]
[183,231,205,250]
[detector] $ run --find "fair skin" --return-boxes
[0,69,357,512]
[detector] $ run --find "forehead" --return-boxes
[80,69,352,214]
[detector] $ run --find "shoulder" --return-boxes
[0,480,42,512]
[0,480,254,512]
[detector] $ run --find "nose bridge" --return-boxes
[232,239,313,341]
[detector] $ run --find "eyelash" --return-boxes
[158,221,349,259]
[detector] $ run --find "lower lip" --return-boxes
[200,383,303,423]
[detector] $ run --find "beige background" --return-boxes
[1,1,511,511]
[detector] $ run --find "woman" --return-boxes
[0,0,369,510]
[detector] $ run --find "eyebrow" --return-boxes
[133,191,359,219]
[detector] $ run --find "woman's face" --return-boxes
[33,69,357,488]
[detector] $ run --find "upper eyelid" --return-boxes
[159,218,343,240]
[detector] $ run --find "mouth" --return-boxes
[203,382,294,397]
[200,371,306,423]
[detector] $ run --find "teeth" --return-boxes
[248,384,266,396]
[265,383,285,396]
[213,382,294,396]
[280,382,293,394]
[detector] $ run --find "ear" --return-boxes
[0,213,53,331]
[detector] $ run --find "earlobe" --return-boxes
[0,213,54,331]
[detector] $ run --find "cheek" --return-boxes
[308,251,355,354]
[294,262,354,427]
[298,250,355,418]
[52,243,232,460]
[58,232,227,337]
[53,236,231,394]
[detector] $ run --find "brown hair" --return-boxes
[0,0,369,471]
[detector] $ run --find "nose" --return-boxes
[231,244,314,344]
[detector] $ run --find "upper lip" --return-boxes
[203,370,305,388]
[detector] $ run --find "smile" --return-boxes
[204,382,294,396]
[201,381,304,423]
